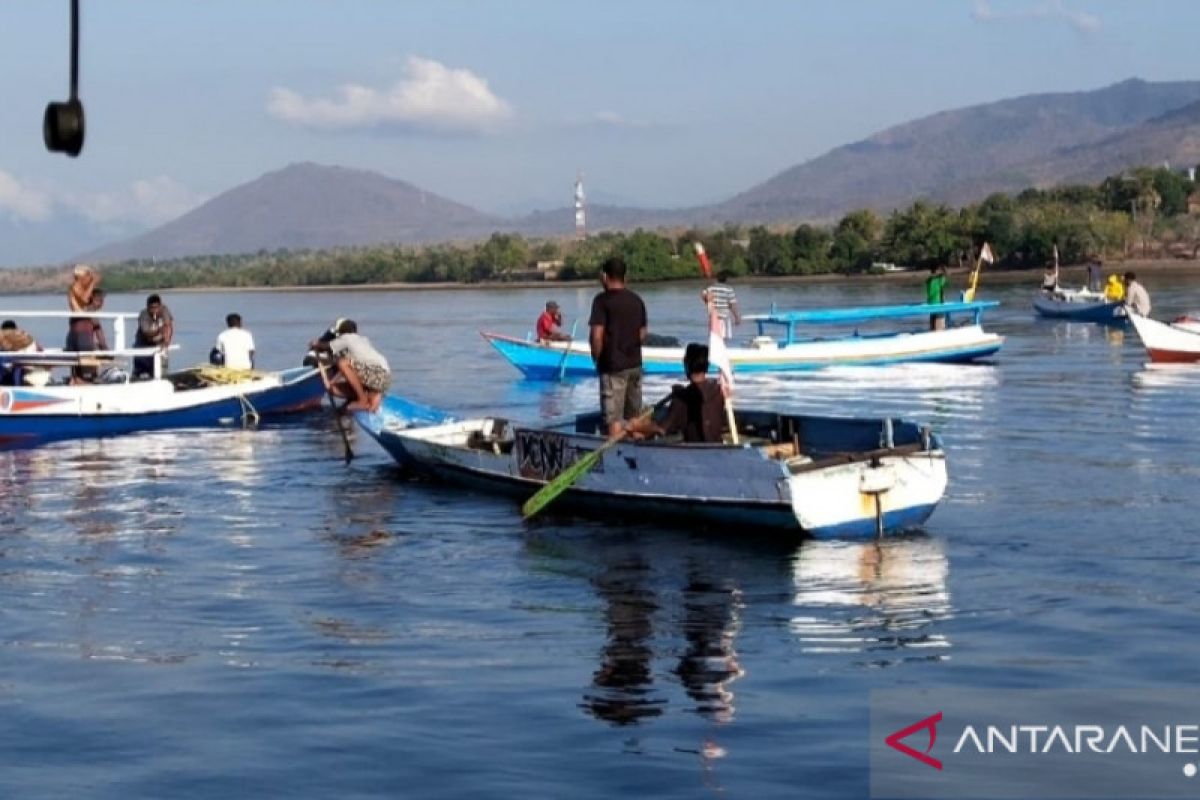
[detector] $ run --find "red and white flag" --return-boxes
[708,305,734,395]
[693,241,713,279]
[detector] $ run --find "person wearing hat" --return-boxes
[626,343,727,444]
[302,318,346,367]
[536,301,571,343]
[309,319,391,413]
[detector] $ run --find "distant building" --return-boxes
[1188,191,1200,216]
[536,259,564,280]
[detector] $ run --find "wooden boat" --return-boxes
[356,403,947,539]
[0,310,324,446]
[1032,286,1126,324]
[482,300,1002,379]
[1128,312,1200,364]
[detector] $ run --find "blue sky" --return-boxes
[1,0,1198,264]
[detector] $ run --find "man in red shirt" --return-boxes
[536,301,571,343]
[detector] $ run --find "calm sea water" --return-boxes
[2,275,1199,799]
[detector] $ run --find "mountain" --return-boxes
[70,78,1200,265]
[79,163,502,263]
[705,78,1200,223]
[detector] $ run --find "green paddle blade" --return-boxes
[521,436,617,520]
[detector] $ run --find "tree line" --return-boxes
[36,165,1200,293]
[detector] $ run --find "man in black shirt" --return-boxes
[589,256,648,436]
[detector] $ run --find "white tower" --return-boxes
[574,173,586,239]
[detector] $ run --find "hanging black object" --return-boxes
[45,0,85,157]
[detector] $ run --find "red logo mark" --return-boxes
[885,711,944,771]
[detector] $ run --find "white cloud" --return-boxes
[60,176,208,227]
[267,55,513,134]
[973,0,1101,35]
[0,169,53,222]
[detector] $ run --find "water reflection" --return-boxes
[582,554,667,725]
[789,535,951,665]
[673,566,744,724]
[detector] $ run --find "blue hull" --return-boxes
[0,367,324,446]
[485,334,1002,380]
[1032,295,1127,324]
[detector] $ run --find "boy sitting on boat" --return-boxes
[627,343,727,444]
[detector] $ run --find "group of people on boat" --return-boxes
[1038,261,1151,315]
[540,256,730,443]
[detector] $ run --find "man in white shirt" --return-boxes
[214,313,256,370]
[1123,272,1152,317]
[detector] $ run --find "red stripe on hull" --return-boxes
[1147,348,1200,363]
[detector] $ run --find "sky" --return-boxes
[1,0,1199,265]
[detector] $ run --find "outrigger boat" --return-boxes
[482,300,1003,379]
[1128,312,1200,364]
[1032,286,1126,324]
[0,310,324,446]
[356,400,947,539]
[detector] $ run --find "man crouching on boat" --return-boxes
[309,319,391,413]
[626,343,727,444]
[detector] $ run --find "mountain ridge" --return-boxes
[76,78,1200,264]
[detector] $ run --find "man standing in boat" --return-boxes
[1123,272,1152,317]
[589,256,648,437]
[925,264,948,330]
[702,272,741,341]
[133,294,174,379]
[66,264,100,382]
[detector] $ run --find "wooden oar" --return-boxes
[318,361,354,464]
[522,405,655,520]
[556,319,579,381]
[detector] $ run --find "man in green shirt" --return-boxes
[925,265,948,330]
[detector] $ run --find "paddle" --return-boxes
[556,318,579,381]
[318,361,354,464]
[521,404,658,521]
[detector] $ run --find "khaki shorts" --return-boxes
[599,367,643,425]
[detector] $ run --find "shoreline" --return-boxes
[3,257,1196,296]
[162,258,1200,293]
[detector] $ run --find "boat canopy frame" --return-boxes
[743,300,999,346]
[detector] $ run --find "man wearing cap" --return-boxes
[65,264,100,382]
[309,319,390,413]
[303,318,346,367]
[536,301,571,343]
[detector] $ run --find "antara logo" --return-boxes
[885,712,944,771]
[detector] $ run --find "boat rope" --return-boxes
[237,392,260,427]
[193,366,264,385]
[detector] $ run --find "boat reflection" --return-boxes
[789,535,951,664]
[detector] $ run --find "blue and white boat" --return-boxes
[0,310,324,446]
[1032,287,1126,324]
[356,401,947,540]
[482,300,1003,379]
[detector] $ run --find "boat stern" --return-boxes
[785,449,947,539]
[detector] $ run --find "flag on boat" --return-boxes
[980,242,995,264]
[708,305,734,393]
[1052,243,1060,268]
[693,241,713,279]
